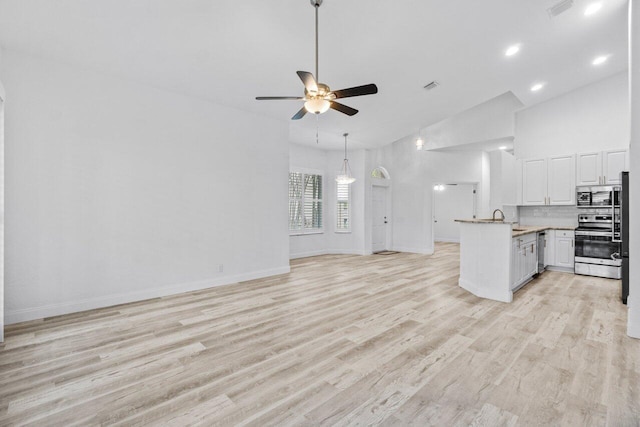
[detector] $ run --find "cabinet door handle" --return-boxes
[571,239,574,248]
[603,175,606,184]
[531,245,534,253]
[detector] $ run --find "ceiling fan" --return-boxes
[256,0,378,120]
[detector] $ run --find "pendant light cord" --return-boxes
[344,133,348,160]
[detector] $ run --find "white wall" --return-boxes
[381,137,488,254]
[489,150,516,211]
[2,50,290,323]
[424,92,523,150]
[0,52,4,341]
[515,71,630,159]
[288,143,367,259]
[628,0,640,339]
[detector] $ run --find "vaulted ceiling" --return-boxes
[0,0,629,149]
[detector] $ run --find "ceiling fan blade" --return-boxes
[297,71,318,93]
[331,83,378,99]
[292,107,308,120]
[256,96,304,100]
[330,101,358,116]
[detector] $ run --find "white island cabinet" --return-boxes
[457,220,546,303]
[457,220,519,303]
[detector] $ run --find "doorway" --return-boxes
[372,185,389,252]
[433,183,476,243]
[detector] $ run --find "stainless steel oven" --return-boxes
[575,212,621,279]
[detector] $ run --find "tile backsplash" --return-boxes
[517,205,579,227]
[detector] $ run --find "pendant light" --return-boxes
[336,133,356,184]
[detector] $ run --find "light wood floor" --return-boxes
[1,243,639,426]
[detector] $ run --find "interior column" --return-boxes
[628,0,640,338]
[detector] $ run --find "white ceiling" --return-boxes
[0,0,629,150]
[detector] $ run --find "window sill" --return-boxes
[290,231,324,236]
[335,230,352,234]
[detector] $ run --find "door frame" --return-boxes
[371,180,391,253]
[432,182,478,248]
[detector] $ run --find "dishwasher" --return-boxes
[537,231,546,274]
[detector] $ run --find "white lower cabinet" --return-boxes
[553,230,575,269]
[511,233,538,291]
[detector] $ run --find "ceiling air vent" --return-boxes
[547,0,574,18]
[423,81,440,91]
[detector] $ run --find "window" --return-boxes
[336,181,350,232]
[289,172,323,233]
[371,166,390,179]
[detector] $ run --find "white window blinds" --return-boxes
[336,181,350,231]
[289,172,323,233]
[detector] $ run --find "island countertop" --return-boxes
[454,219,575,237]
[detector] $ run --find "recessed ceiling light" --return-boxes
[592,55,608,65]
[584,2,602,16]
[499,146,507,150]
[505,44,521,57]
[530,83,545,92]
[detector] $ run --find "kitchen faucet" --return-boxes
[492,209,505,221]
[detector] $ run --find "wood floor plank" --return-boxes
[1,242,639,425]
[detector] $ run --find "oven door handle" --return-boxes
[575,230,616,237]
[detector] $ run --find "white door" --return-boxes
[547,154,576,205]
[522,158,547,205]
[372,186,388,252]
[434,184,475,243]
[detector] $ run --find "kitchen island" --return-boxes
[456,219,575,303]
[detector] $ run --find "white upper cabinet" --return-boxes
[521,155,575,205]
[576,152,602,186]
[602,149,628,185]
[547,155,576,205]
[576,149,628,186]
[522,158,547,205]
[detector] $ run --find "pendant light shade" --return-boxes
[336,133,356,184]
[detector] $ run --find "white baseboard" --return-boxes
[434,238,460,243]
[6,265,291,325]
[627,294,640,339]
[392,246,434,255]
[289,250,328,260]
[459,277,512,303]
[545,266,575,274]
[290,249,368,260]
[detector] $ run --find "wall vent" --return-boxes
[547,0,574,18]
[423,81,440,91]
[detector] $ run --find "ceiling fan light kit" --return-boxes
[256,0,378,121]
[304,98,331,114]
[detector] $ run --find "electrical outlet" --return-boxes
[218,264,224,273]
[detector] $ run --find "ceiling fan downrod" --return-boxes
[311,0,322,82]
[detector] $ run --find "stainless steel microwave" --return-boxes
[576,185,621,208]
